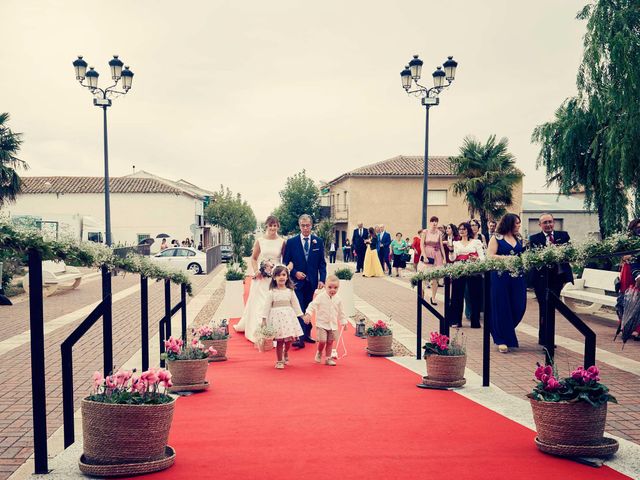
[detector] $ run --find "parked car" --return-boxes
[151,247,206,274]
[220,245,234,263]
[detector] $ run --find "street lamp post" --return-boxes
[400,55,458,229]
[73,55,134,247]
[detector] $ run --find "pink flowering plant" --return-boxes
[423,331,466,356]
[161,336,217,361]
[194,321,229,341]
[366,320,392,336]
[528,362,617,406]
[88,368,173,405]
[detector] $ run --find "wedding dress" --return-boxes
[233,237,284,343]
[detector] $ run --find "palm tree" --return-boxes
[450,135,523,241]
[0,113,27,208]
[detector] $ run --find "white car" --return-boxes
[151,247,206,274]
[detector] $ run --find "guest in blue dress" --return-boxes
[487,213,527,353]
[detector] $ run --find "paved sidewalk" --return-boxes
[351,270,640,445]
[0,268,220,480]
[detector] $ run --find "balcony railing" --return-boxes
[330,205,349,222]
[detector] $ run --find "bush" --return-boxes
[226,267,245,281]
[334,267,353,281]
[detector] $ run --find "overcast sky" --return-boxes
[2,1,587,220]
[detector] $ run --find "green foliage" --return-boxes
[0,113,27,208]
[315,219,334,250]
[450,135,523,241]
[225,267,245,281]
[423,330,466,356]
[205,186,256,263]
[242,233,255,257]
[366,319,392,336]
[533,1,640,236]
[334,267,354,281]
[273,170,321,234]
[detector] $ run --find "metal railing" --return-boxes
[205,245,222,273]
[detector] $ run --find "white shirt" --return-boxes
[546,231,555,245]
[330,243,336,252]
[305,290,348,331]
[450,239,485,262]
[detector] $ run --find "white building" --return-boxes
[3,171,225,250]
[521,193,600,240]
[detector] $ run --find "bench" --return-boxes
[23,260,83,296]
[560,268,619,314]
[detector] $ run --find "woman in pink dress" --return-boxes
[419,216,446,305]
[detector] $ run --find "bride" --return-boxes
[234,215,285,343]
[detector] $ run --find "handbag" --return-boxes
[420,256,435,265]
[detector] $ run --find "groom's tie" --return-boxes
[303,237,310,259]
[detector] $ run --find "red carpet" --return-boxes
[127,284,629,479]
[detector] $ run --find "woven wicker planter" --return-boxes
[366,334,393,357]
[81,398,175,465]
[425,354,466,384]
[202,338,229,362]
[258,338,274,352]
[167,358,209,386]
[530,399,607,446]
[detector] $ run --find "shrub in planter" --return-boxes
[162,337,216,387]
[527,363,617,452]
[196,322,230,362]
[334,267,354,281]
[422,331,466,386]
[366,320,393,356]
[225,267,245,281]
[82,368,175,468]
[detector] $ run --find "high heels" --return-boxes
[429,299,438,306]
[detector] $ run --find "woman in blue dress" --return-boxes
[487,213,527,353]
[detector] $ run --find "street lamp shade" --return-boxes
[409,55,423,80]
[109,55,124,79]
[121,66,134,91]
[85,67,99,88]
[400,66,412,90]
[73,56,88,80]
[443,56,458,81]
[432,66,446,88]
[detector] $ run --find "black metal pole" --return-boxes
[141,276,149,371]
[28,250,49,473]
[164,279,171,338]
[102,265,113,376]
[159,319,166,368]
[416,280,423,360]
[181,283,187,342]
[102,104,112,247]
[61,344,74,448]
[544,269,556,364]
[441,276,450,338]
[421,105,430,229]
[482,272,491,387]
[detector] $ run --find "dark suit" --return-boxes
[378,231,392,275]
[352,227,369,273]
[529,230,573,345]
[283,234,327,340]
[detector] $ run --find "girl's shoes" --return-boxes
[275,361,285,369]
[498,344,509,354]
[284,354,289,364]
[325,358,336,366]
[314,351,322,363]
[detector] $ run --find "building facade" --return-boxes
[521,193,600,240]
[326,155,523,252]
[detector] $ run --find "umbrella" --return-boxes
[156,233,170,238]
[615,288,640,345]
[138,237,155,246]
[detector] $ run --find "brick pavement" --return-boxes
[352,274,640,445]
[0,269,218,480]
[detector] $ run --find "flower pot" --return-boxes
[81,398,175,465]
[219,279,245,317]
[530,399,608,446]
[366,334,393,357]
[337,279,355,317]
[425,354,466,384]
[167,358,209,386]
[257,338,274,352]
[202,338,228,362]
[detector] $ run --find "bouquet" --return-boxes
[366,320,392,336]
[527,363,617,406]
[423,331,466,356]
[255,323,277,352]
[161,336,217,361]
[259,259,274,278]
[88,368,173,405]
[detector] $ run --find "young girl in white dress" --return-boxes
[261,265,304,369]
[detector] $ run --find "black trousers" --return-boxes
[329,251,336,263]
[533,275,566,345]
[450,275,482,327]
[355,247,366,272]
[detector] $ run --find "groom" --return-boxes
[283,214,327,348]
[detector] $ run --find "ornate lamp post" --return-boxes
[72,55,135,246]
[400,55,458,229]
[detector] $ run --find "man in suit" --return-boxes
[529,213,573,345]
[283,214,327,348]
[352,222,368,273]
[378,224,392,276]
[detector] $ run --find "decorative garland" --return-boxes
[0,220,193,294]
[411,232,640,285]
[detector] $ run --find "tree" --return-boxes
[450,135,523,241]
[0,113,27,208]
[204,187,256,263]
[532,1,640,236]
[273,170,321,234]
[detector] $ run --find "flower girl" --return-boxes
[261,265,304,369]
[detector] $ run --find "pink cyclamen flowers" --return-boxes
[570,365,600,383]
